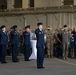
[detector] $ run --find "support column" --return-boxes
[52,14,53,27]
[59,0,64,6]
[59,13,62,28]
[7,0,14,9]
[63,13,66,25]
[46,14,48,28]
[74,0,76,5]
[69,13,71,28]
[23,16,27,27]
[22,0,29,9]
[72,14,74,29]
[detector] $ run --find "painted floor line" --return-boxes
[55,58,76,66]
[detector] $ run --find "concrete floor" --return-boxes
[0,56,76,75]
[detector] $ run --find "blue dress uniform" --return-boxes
[35,22,45,69]
[0,26,8,63]
[23,26,30,61]
[73,32,76,57]
[11,25,19,62]
[0,28,1,61]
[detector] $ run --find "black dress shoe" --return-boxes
[37,67,42,69]
[41,67,45,69]
[1,62,7,64]
[17,58,19,61]
[25,60,31,61]
[28,60,31,61]
[13,60,19,62]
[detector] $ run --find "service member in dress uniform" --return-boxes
[23,25,30,61]
[35,22,45,69]
[72,27,76,58]
[0,26,1,61]
[11,25,19,62]
[0,25,8,63]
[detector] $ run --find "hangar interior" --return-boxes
[0,0,76,30]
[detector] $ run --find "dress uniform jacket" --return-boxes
[11,30,19,45]
[35,28,44,48]
[23,31,30,45]
[0,30,8,62]
[0,30,8,45]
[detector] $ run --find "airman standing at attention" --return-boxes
[23,25,31,61]
[11,25,20,62]
[35,22,45,69]
[0,25,8,63]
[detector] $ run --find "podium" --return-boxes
[29,40,37,60]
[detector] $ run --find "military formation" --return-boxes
[0,22,76,69]
[0,22,45,69]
